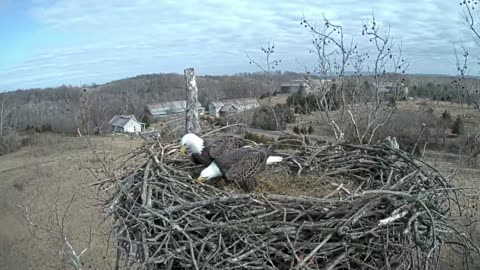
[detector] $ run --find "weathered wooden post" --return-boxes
[184,67,202,134]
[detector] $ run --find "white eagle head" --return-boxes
[179,133,204,155]
[197,162,222,183]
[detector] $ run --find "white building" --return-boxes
[145,100,205,119]
[109,115,144,133]
[208,98,260,117]
[281,79,332,94]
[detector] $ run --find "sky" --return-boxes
[0,0,477,91]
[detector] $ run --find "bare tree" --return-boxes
[301,13,409,144]
[246,42,283,130]
[0,95,15,136]
[90,95,114,135]
[246,41,281,96]
[17,179,92,270]
[452,1,480,161]
[185,68,201,134]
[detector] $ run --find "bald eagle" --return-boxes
[196,147,283,192]
[179,133,246,165]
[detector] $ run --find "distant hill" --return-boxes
[0,70,472,135]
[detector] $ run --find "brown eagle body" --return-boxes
[191,136,246,165]
[214,147,272,192]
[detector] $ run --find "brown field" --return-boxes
[0,134,142,270]
[0,99,479,269]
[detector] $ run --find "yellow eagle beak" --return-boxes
[179,146,187,155]
[197,176,205,183]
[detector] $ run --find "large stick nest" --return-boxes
[103,136,478,270]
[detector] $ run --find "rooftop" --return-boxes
[209,98,260,107]
[109,114,138,127]
[146,100,204,114]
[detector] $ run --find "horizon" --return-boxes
[0,0,478,92]
[1,70,463,93]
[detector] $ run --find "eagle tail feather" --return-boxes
[266,156,283,164]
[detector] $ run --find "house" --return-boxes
[208,98,260,117]
[145,100,205,119]
[109,115,145,133]
[280,79,331,94]
[373,81,408,99]
[373,81,395,95]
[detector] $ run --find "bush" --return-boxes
[251,104,295,131]
[346,110,440,155]
[274,104,295,124]
[388,96,396,107]
[287,91,317,114]
[0,133,21,156]
[441,110,452,121]
[307,126,314,134]
[451,116,465,135]
[216,117,227,127]
[287,88,338,114]
[425,107,435,114]
[142,115,151,129]
[293,126,300,134]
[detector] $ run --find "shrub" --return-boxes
[0,133,21,156]
[216,117,227,127]
[40,123,53,132]
[293,126,300,134]
[451,116,465,135]
[274,104,295,124]
[346,110,440,155]
[307,126,314,134]
[388,96,396,107]
[441,110,452,121]
[142,115,151,129]
[425,107,434,114]
[251,104,295,131]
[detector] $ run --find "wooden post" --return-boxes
[184,68,201,134]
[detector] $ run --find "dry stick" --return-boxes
[303,143,334,168]
[412,123,426,155]
[81,177,113,188]
[105,139,480,269]
[202,123,248,137]
[141,160,152,207]
[294,233,333,269]
[323,183,344,199]
[348,110,362,144]
[323,250,348,270]
[418,200,437,270]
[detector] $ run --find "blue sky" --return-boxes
[0,0,476,91]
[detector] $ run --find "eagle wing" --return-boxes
[206,136,245,160]
[191,153,210,165]
[217,148,268,192]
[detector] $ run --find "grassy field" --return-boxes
[0,134,142,270]
[0,99,479,269]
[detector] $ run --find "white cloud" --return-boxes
[0,0,477,90]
